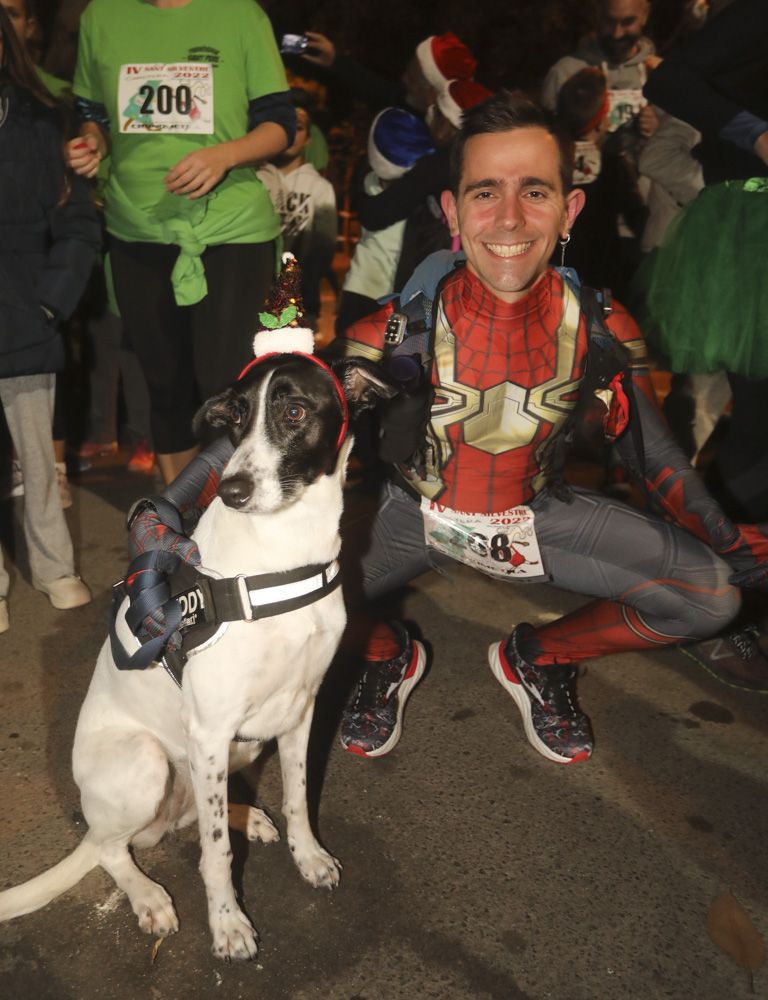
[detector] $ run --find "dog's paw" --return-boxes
[244,806,280,844]
[134,884,179,937]
[293,845,342,889]
[210,908,259,962]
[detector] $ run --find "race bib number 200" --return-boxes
[118,63,214,134]
[421,499,545,581]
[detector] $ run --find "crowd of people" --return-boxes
[1,0,767,767]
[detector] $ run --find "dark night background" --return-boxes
[34,0,689,96]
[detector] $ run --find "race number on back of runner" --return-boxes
[118,63,214,134]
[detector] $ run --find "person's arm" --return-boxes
[358,149,447,231]
[38,171,101,321]
[637,112,704,207]
[301,32,408,112]
[643,0,768,146]
[608,304,768,586]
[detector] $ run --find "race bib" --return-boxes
[573,140,602,186]
[605,88,645,133]
[421,499,545,581]
[118,63,214,134]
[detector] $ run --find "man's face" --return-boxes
[1,1,34,43]
[598,0,649,63]
[441,127,584,304]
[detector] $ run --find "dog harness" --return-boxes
[110,551,341,687]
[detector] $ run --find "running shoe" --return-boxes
[340,621,426,758]
[127,441,156,474]
[488,624,593,764]
[680,625,768,693]
[73,440,118,460]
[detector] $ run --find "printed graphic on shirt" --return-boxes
[118,63,214,134]
[280,190,313,239]
[186,46,221,68]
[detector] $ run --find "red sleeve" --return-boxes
[341,302,394,362]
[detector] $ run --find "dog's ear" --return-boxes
[330,358,398,418]
[192,387,242,437]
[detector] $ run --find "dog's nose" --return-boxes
[218,474,253,509]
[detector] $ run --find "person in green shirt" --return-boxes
[66,0,296,483]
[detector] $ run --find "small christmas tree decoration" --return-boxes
[251,253,314,357]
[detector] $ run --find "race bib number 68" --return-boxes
[118,63,214,134]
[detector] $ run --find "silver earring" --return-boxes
[558,232,571,267]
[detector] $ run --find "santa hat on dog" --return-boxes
[249,253,314,359]
[414,32,477,91]
[436,78,494,130]
[243,254,349,450]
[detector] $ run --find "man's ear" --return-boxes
[440,189,460,237]
[330,358,398,418]
[564,186,586,231]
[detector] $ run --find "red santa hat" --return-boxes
[414,32,477,91]
[436,78,493,130]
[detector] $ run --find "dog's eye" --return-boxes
[284,403,306,423]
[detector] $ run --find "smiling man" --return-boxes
[332,91,768,765]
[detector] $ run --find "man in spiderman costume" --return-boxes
[128,92,768,766]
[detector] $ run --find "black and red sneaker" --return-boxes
[340,621,426,758]
[488,625,593,765]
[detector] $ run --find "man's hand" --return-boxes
[301,31,336,68]
[164,144,233,199]
[65,135,102,178]
[129,502,201,565]
[637,105,660,139]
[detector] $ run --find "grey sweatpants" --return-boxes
[341,479,737,651]
[0,374,76,598]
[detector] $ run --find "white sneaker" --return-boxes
[0,599,8,634]
[55,462,72,510]
[35,575,91,610]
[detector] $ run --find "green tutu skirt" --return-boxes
[631,180,768,377]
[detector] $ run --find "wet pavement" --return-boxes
[0,459,766,1000]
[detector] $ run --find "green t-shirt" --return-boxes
[74,0,288,303]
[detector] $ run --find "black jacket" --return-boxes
[0,83,100,378]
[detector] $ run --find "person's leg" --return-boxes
[0,375,89,607]
[191,242,277,399]
[339,480,445,757]
[714,374,768,522]
[488,486,739,764]
[109,239,200,485]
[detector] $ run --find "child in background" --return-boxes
[556,67,647,298]
[257,88,337,327]
[335,106,435,336]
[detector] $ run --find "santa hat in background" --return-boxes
[249,253,314,360]
[415,32,477,91]
[367,107,436,180]
[436,79,494,130]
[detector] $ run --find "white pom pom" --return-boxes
[252,327,315,357]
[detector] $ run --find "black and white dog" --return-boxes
[0,336,394,960]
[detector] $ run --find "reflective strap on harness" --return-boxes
[110,555,342,681]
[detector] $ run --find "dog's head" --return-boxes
[193,355,396,513]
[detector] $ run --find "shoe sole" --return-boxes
[678,646,768,694]
[342,641,427,759]
[487,642,590,765]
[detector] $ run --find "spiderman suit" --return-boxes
[339,262,768,666]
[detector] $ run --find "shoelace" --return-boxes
[728,627,759,661]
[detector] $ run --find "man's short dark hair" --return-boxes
[449,89,575,196]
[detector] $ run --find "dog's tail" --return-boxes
[0,836,99,921]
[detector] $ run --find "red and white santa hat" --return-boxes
[415,32,477,91]
[436,78,493,130]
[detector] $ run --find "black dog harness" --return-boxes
[110,552,341,688]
